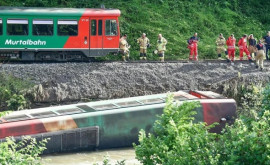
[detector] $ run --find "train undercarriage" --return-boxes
[0,51,90,62]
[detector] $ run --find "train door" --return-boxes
[89,18,103,56]
[103,18,119,50]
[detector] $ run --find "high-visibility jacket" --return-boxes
[157,37,167,51]
[137,37,150,49]
[226,37,236,50]
[119,37,129,51]
[216,37,226,46]
[238,37,248,49]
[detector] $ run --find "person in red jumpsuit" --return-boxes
[238,34,253,61]
[188,33,199,60]
[226,34,236,62]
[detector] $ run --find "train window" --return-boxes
[77,105,95,112]
[140,98,164,104]
[98,20,102,36]
[33,19,53,36]
[91,20,96,35]
[116,101,142,107]
[105,20,118,36]
[56,108,84,115]
[57,20,78,36]
[0,19,2,35]
[3,114,31,122]
[92,104,118,111]
[7,19,28,36]
[30,111,57,118]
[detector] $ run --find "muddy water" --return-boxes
[42,148,141,165]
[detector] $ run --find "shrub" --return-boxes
[6,94,27,111]
[134,96,218,165]
[0,73,32,111]
[0,136,48,165]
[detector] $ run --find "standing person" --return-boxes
[255,40,265,71]
[263,31,270,60]
[248,34,257,59]
[137,33,150,60]
[188,33,199,60]
[119,34,130,62]
[238,34,252,61]
[226,34,236,62]
[216,33,227,59]
[156,34,167,62]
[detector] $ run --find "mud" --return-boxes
[1,61,270,106]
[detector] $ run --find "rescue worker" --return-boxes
[216,33,227,59]
[248,34,257,59]
[156,34,167,62]
[226,34,236,62]
[255,40,265,71]
[119,34,130,62]
[238,34,252,61]
[188,33,199,60]
[263,31,270,60]
[137,33,150,60]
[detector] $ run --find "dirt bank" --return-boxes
[1,61,270,106]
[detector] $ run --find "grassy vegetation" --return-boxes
[1,0,269,60]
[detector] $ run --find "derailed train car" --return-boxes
[0,91,236,154]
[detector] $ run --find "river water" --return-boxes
[42,148,141,165]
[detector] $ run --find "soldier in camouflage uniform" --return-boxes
[137,33,150,60]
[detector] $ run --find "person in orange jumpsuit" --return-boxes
[238,34,252,61]
[188,33,199,60]
[226,34,236,62]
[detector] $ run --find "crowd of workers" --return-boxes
[119,33,167,62]
[119,31,270,70]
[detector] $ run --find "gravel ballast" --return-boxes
[1,61,270,104]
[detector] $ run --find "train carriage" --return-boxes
[0,91,237,154]
[0,7,121,61]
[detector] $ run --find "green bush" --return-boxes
[134,94,270,164]
[0,136,48,165]
[0,73,32,111]
[6,94,27,111]
[134,96,218,164]
[216,111,270,164]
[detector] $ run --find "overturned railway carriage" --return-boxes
[0,91,236,154]
[0,7,120,61]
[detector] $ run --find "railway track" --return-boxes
[0,59,261,65]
